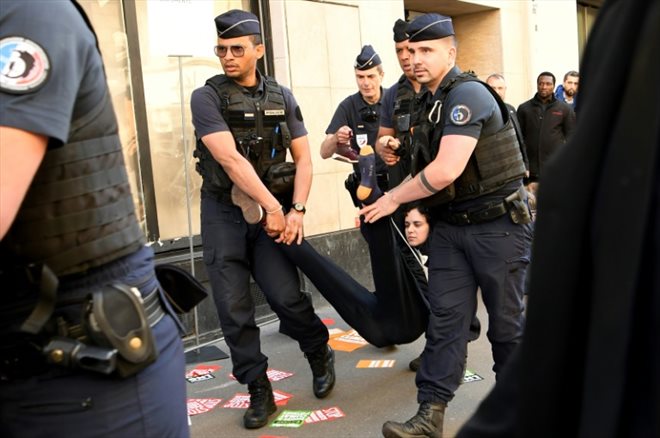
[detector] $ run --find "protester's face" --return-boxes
[537,75,555,99]
[409,37,456,92]
[563,75,579,96]
[405,208,430,247]
[216,35,263,85]
[395,40,414,79]
[355,66,384,104]
[487,77,507,101]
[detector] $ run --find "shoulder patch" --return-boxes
[294,105,304,122]
[0,36,50,94]
[450,104,472,125]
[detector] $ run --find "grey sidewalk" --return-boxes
[186,297,494,438]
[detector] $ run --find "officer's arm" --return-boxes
[0,126,48,238]
[320,126,353,159]
[359,134,476,223]
[201,131,282,213]
[376,126,400,166]
[289,135,313,207]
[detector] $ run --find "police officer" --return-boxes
[190,9,335,430]
[361,13,533,437]
[0,1,188,436]
[320,45,388,205]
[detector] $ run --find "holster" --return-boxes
[82,283,158,377]
[505,186,533,224]
[154,263,208,314]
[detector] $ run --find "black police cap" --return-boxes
[354,45,382,70]
[407,13,454,42]
[393,19,409,42]
[215,9,261,38]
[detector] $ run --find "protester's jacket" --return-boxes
[517,94,576,180]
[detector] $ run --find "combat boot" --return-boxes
[243,374,276,429]
[382,401,446,438]
[305,344,336,398]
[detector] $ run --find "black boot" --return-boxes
[243,374,276,429]
[382,402,446,438]
[305,344,336,398]
[408,353,423,372]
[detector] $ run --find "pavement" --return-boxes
[186,296,494,438]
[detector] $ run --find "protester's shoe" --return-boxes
[243,374,276,429]
[332,145,359,163]
[382,402,446,438]
[231,185,264,224]
[305,344,336,398]
[356,145,383,204]
[408,353,423,372]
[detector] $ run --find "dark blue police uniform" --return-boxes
[415,67,533,404]
[190,56,328,386]
[0,2,188,436]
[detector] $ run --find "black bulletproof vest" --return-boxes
[411,72,526,204]
[0,87,145,277]
[193,74,291,196]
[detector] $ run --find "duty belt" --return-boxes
[439,201,508,226]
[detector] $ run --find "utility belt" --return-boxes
[438,186,532,226]
[0,284,165,381]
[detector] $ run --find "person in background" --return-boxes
[517,71,576,184]
[190,9,335,430]
[554,70,579,111]
[0,1,188,436]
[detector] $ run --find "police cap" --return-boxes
[354,45,382,70]
[393,19,409,42]
[407,13,454,42]
[215,9,261,38]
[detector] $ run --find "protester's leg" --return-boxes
[201,197,267,384]
[468,216,531,376]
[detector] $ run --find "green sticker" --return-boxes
[271,410,312,428]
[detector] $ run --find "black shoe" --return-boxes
[243,374,276,429]
[306,345,336,398]
[382,402,446,438]
[408,354,422,372]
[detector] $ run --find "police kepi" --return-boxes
[354,44,382,70]
[406,13,455,42]
[215,9,261,37]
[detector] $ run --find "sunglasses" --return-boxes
[214,44,246,58]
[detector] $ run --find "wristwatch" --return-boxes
[292,203,306,214]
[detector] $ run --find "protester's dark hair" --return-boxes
[537,71,556,85]
[563,70,579,81]
[403,202,431,226]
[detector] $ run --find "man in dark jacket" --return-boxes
[517,72,576,183]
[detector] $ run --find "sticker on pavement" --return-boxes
[463,369,484,383]
[273,390,293,406]
[328,329,368,352]
[356,359,396,368]
[187,398,222,416]
[305,407,346,424]
[229,368,294,382]
[271,410,312,428]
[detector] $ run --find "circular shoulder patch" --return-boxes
[450,104,472,125]
[0,36,50,94]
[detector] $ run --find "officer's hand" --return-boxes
[376,135,401,166]
[359,191,400,223]
[335,126,353,146]
[276,210,304,245]
[263,209,286,238]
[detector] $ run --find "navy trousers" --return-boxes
[0,246,189,438]
[201,196,329,385]
[417,214,533,404]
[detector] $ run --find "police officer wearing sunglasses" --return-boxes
[190,9,335,430]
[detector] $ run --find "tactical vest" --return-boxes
[410,72,526,204]
[193,74,292,196]
[392,74,417,140]
[0,90,145,276]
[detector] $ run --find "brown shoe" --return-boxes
[231,185,264,224]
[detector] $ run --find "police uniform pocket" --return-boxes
[203,248,215,266]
